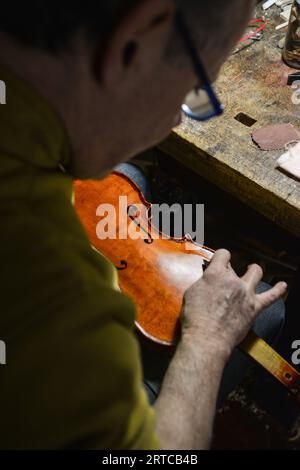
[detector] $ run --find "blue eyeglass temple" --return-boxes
[175,12,224,122]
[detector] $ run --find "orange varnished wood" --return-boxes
[74,172,213,345]
[74,172,300,402]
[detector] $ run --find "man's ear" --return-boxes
[96,0,175,90]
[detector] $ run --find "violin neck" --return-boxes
[239,331,300,403]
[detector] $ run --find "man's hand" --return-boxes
[181,249,287,356]
[155,249,287,450]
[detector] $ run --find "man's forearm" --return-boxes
[154,335,230,450]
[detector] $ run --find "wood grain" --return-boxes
[160,7,300,237]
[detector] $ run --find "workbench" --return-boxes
[160,6,300,238]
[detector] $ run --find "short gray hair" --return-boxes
[0,1,254,53]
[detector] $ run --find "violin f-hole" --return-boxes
[127,205,153,244]
[116,260,128,270]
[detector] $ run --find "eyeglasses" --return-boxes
[175,12,224,122]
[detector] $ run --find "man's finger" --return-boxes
[209,249,231,271]
[255,282,287,311]
[241,264,263,290]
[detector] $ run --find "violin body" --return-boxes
[74,172,213,345]
[74,171,300,402]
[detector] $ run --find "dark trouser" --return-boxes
[115,163,286,405]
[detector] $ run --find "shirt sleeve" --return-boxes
[0,202,160,450]
[57,285,160,450]
[1,282,160,450]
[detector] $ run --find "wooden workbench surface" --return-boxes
[160,6,300,238]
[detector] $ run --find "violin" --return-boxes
[74,171,300,403]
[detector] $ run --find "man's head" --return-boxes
[0,1,256,178]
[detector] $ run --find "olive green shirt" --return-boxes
[0,66,158,450]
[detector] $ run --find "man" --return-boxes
[0,0,287,449]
